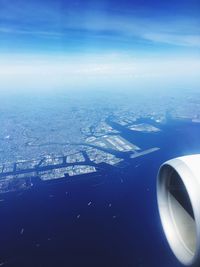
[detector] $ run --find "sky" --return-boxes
[0,0,200,92]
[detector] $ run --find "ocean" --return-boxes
[0,118,200,267]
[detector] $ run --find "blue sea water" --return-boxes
[0,118,200,267]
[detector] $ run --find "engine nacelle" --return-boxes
[157,154,200,266]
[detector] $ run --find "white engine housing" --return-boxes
[157,154,200,266]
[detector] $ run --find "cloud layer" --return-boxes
[0,53,199,92]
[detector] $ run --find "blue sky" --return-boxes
[0,0,200,54]
[0,0,200,91]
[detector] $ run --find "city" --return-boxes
[1,91,200,195]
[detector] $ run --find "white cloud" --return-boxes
[61,13,200,47]
[143,33,200,47]
[0,53,199,92]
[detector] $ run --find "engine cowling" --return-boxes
[157,154,200,266]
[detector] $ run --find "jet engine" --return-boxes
[157,155,200,266]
